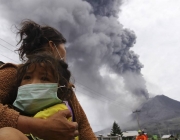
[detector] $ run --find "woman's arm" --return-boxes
[17,110,78,140]
[0,104,78,140]
[78,103,97,140]
[0,105,78,140]
[0,63,19,128]
[0,104,19,128]
[69,92,97,140]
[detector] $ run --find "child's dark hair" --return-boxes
[16,52,72,100]
[17,19,66,61]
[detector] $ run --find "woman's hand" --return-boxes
[44,109,79,140]
[17,109,79,140]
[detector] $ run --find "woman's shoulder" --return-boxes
[0,63,18,70]
[0,63,19,77]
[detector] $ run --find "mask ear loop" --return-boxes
[58,85,66,88]
[53,43,64,60]
[58,85,66,92]
[44,37,64,60]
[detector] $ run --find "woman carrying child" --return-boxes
[13,52,79,140]
[0,20,96,140]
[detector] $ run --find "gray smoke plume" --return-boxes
[85,0,122,17]
[0,0,149,131]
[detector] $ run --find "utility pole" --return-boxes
[133,110,141,130]
[156,123,162,140]
[166,123,170,134]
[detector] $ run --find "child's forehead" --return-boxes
[26,63,55,73]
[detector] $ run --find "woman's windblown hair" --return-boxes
[17,20,66,61]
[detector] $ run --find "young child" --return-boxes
[13,53,78,140]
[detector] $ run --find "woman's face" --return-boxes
[20,64,56,86]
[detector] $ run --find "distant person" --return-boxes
[136,130,146,140]
[142,130,148,140]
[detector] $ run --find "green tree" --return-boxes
[110,121,123,137]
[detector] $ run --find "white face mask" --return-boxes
[13,83,62,115]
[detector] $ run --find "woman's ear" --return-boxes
[48,41,55,52]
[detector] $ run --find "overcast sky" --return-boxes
[119,0,180,101]
[0,0,180,132]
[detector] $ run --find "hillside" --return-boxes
[95,95,180,135]
[137,95,180,134]
[138,95,180,123]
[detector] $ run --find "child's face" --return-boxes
[21,63,56,86]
